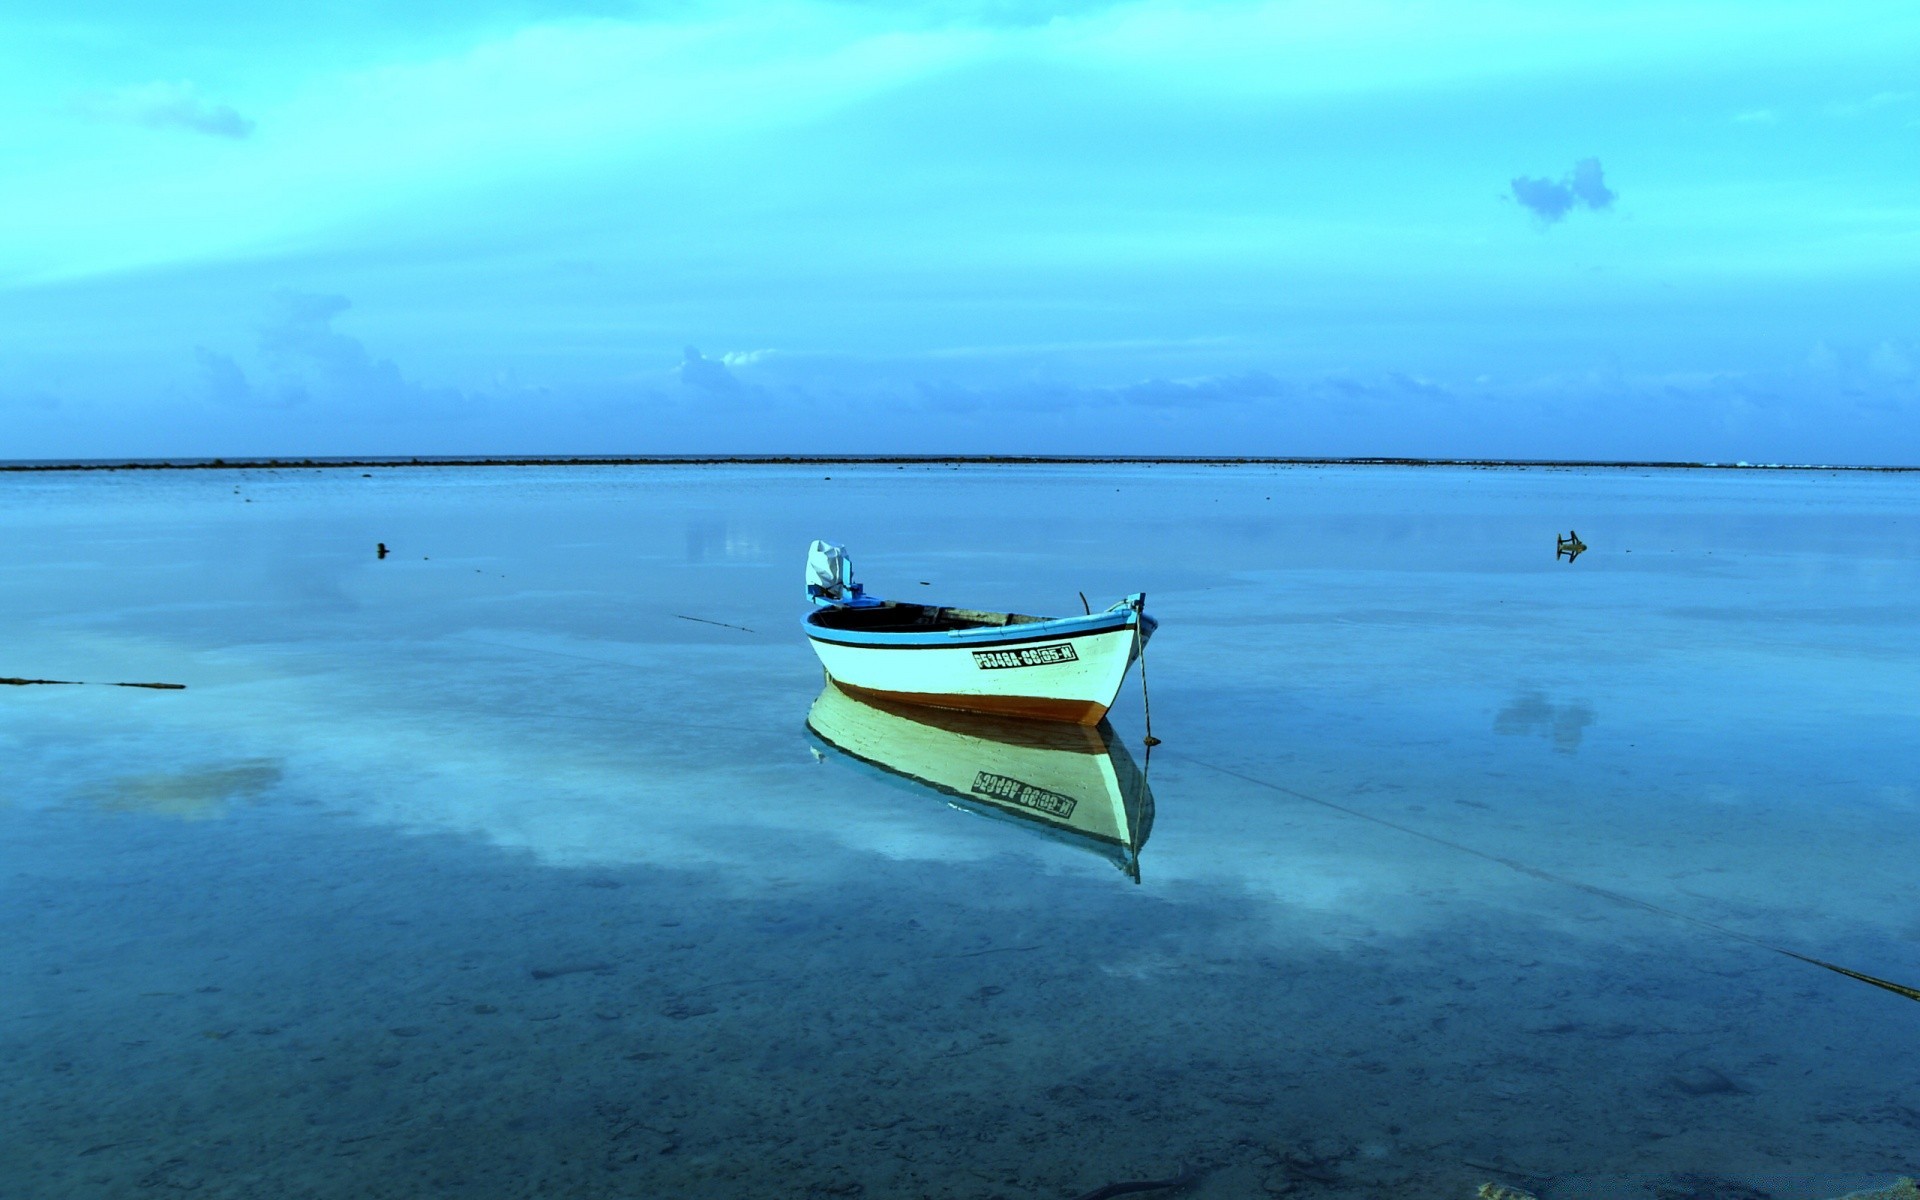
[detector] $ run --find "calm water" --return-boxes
[3,464,1916,1199]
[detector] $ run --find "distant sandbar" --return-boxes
[2,454,1913,472]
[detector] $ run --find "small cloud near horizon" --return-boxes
[1510,157,1616,224]
[676,345,749,395]
[71,81,255,139]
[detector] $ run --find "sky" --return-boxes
[2,0,1918,462]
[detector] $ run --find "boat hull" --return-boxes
[805,681,1153,877]
[804,609,1148,725]
[823,679,1108,724]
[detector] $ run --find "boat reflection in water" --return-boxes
[805,681,1155,882]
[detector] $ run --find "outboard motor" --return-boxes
[805,540,860,604]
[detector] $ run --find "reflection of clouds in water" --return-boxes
[93,760,283,820]
[1494,690,1595,752]
[684,519,764,564]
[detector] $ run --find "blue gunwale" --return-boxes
[803,604,1141,650]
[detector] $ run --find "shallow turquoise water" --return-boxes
[3,463,1916,1198]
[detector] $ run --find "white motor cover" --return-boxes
[806,540,850,599]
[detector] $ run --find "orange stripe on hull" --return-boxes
[830,679,1109,725]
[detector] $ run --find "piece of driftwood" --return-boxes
[3,677,184,690]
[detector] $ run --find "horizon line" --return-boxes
[3,454,1916,473]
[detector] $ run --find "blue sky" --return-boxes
[3,0,1917,461]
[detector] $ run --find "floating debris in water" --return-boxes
[4,676,185,690]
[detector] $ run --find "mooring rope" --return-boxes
[1133,597,1159,751]
[1173,753,1920,1005]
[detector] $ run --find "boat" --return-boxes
[806,680,1154,880]
[801,541,1157,725]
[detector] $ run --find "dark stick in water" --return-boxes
[3,677,185,690]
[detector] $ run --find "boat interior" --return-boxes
[808,601,1054,633]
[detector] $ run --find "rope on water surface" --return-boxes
[1172,753,1920,1007]
[1774,951,1920,1004]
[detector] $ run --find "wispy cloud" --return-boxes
[1509,156,1616,224]
[0,388,62,413]
[196,346,273,407]
[1825,90,1914,118]
[198,292,465,415]
[71,81,256,139]
[1866,341,1914,382]
[920,368,1314,414]
[1109,371,1288,408]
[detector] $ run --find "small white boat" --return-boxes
[806,680,1154,880]
[801,541,1156,725]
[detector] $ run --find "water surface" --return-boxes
[4,464,1916,1198]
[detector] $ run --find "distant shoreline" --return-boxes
[1,454,1914,473]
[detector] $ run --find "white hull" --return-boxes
[807,620,1146,724]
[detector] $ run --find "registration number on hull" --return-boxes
[973,771,1078,818]
[972,643,1078,670]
